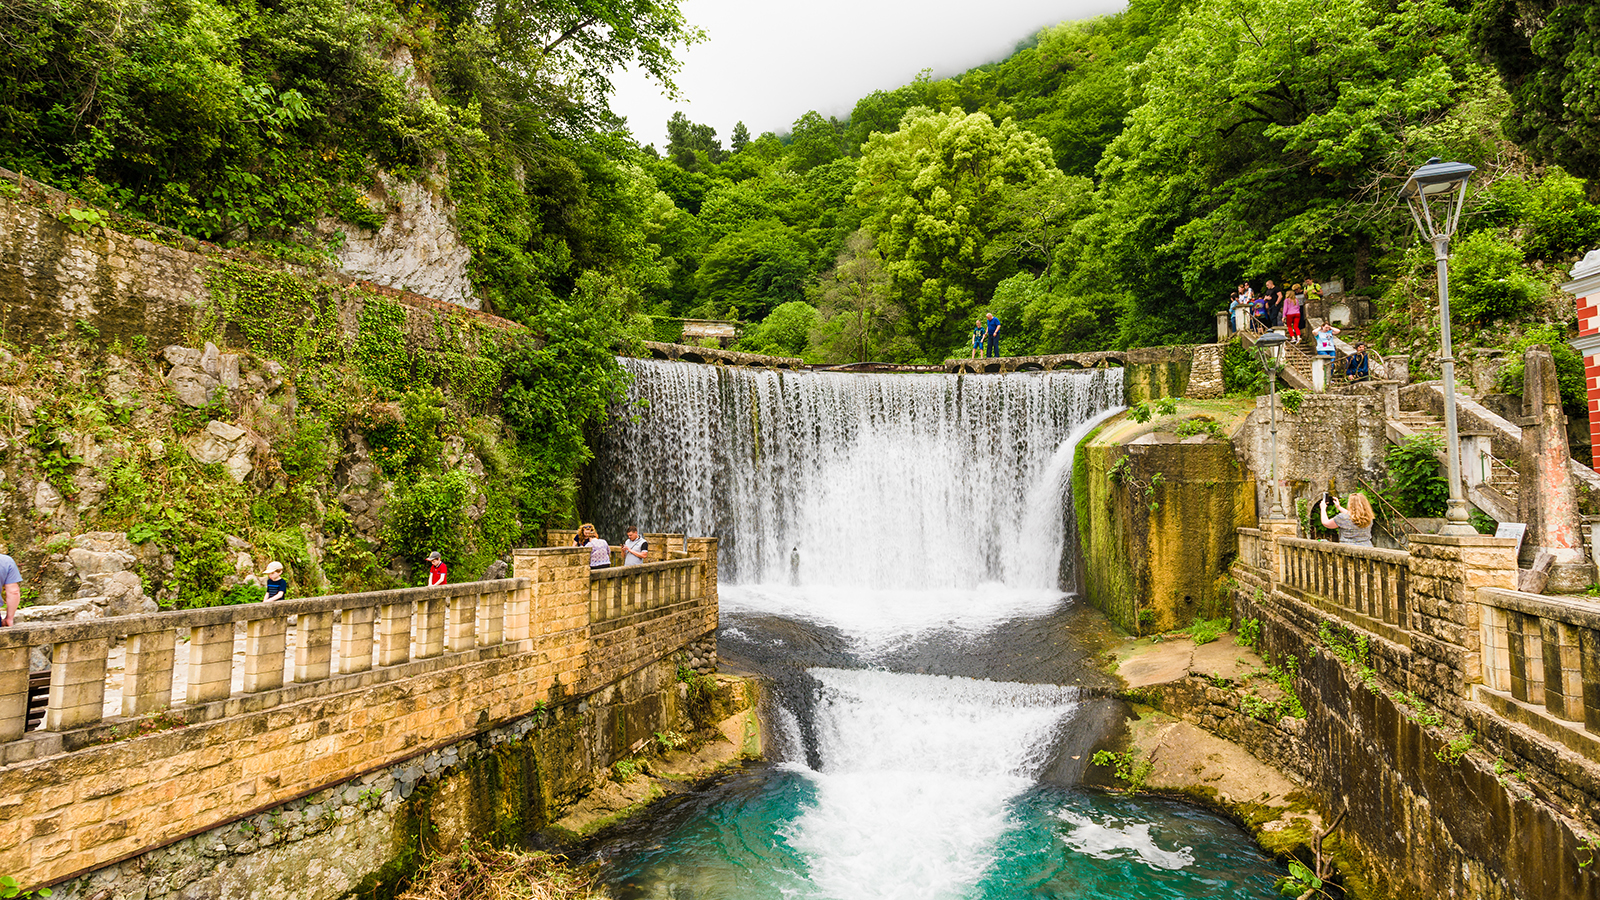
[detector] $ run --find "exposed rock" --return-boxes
[163,345,203,369]
[481,559,508,581]
[32,479,63,515]
[321,171,480,309]
[201,341,221,377]
[170,365,222,407]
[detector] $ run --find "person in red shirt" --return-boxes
[427,551,447,586]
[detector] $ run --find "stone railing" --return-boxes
[1277,536,1410,644]
[589,559,701,625]
[1236,527,1271,573]
[1477,587,1600,757]
[0,579,529,754]
[0,540,718,891]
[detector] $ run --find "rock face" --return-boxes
[322,172,480,309]
[186,418,255,483]
[18,531,156,624]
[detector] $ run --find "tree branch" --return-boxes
[544,14,601,54]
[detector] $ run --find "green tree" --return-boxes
[730,121,751,153]
[788,110,845,172]
[1471,0,1600,188]
[694,219,813,320]
[811,230,900,363]
[738,300,817,357]
[854,107,1067,360]
[665,111,726,171]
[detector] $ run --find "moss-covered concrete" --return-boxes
[1076,400,1255,633]
[1124,357,1193,405]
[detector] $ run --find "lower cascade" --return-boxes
[587,360,1283,898]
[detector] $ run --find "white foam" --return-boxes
[1055,810,1198,871]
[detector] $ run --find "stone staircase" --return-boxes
[1384,405,1520,523]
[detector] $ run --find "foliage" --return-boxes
[1318,621,1378,691]
[1186,617,1229,645]
[1436,731,1475,765]
[1236,618,1261,649]
[1384,433,1449,518]
[1276,860,1330,899]
[1447,230,1545,323]
[736,301,817,357]
[1091,749,1155,794]
[0,875,50,898]
[1128,402,1154,424]
[1391,689,1443,727]
[611,758,640,782]
[1277,388,1304,414]
[1173,417,1224,439]
[1495,325,1587,411]
[1471,0,1600,186]
[1222,340,1266,396]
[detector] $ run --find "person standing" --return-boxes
[984,312,1002,358]
[1227,291,1242,334]
[0,551,20,627]
[427,551,448,585]
[263,561,288,602]
[1321,493,1376,547]
[1282,285,1302,340]
[578,523,611,569]
[1262,280,1282,328]
[622,527,650,566]
[969,317,985,359]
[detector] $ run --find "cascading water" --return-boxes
[588,360,1282,899]
[589,358,1122,588]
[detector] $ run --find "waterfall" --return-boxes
[589,359,1124,589]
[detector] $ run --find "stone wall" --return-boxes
[1228,533,1599,900]
[1240,392,1389,515]
[0,169,517,355]
[0,542,719,895]
[1079,426,1253,632]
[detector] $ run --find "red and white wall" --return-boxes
[1566,249,1600,469]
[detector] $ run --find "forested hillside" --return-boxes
[5,0,1600,369]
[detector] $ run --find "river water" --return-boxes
[584,360,1282,899]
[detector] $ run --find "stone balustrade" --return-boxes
[1477,587,1600,757]
[0,541,716,891]
[1277,536,1410,644]
[0,579,534,755]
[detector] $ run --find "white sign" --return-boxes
[1494,522,1527,556]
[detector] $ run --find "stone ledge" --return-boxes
[1472,687,1600,762]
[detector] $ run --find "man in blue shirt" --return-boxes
[1,553,21,627]
[984,313,1002,358]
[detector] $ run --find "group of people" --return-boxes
[968,312,1002,359]
[573,524,651,570]
[1229,279,1320,340]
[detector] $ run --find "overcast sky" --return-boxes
[608,0,1129,150]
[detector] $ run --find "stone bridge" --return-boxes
[0,538,718,898]
[1229,526,1600,899]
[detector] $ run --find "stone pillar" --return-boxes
[1563,249,1600,470]
[1259,519,1298,590]
[1312,356,1328,392]
[1406,534,1517,710]
[684,537,720,635]
[1517,345,1589,591]
[0,643,29,741]
[46,638,109,730]
[511,547,591,694]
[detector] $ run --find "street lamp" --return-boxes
[1254,330,1289,520]
[1399,157,1477,536]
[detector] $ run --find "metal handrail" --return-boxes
[1356,476,1420,543]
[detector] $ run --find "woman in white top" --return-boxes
[577,523,611,569]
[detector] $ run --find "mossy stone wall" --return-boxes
[1078,428,1253,633]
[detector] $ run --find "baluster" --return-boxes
[1481,604,1510,693]
[378,599,414,667]
[341,605,376,673]
[479,589,505,647]
[1541,619,1584,721]
[123,629,176,716]
[46,637,110,731]
[0,642,29,741]
[295,611,334,682]
[589,578,603,624]
[1580,626,1600,734]
[446,592,477,652]
[506,584,530,644]
[417,597,446,659]
[1507,612,1545,703]
[186,623,234,705]
[243,616,287,692]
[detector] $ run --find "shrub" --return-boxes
[1496,324,1586,412]
[1222,339,1265,396]
[1384,434,1448,518]
[1448,230,1545,323]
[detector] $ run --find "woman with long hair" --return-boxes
[578,523,611,569]
[1320,492,1375,547]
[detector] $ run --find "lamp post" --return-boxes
[1399,157,1478,536]
[1254,330,1289,520]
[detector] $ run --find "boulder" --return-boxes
[170,365,221,407]
[162,345,203,369]
[32,479,63,515]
